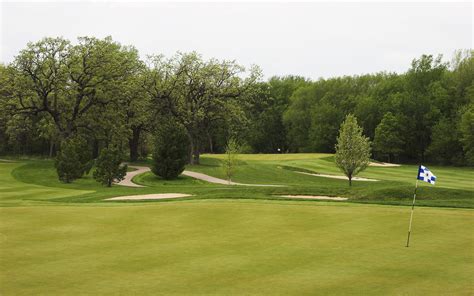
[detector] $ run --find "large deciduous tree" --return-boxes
[373,112,404,163]
[146,52,260,164]
[460,104,474,165]
[8,37,140,140]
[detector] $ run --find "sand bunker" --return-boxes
[280,195,348,201]
[297,172,378,181]
[369,162,400,167]
[106,193,192,201]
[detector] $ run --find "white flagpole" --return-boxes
[406,178,419,247]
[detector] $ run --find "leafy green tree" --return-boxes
[5,114,34,155]
[222,137,240,184]
[460,104,474,165]
[245,76,308,153]
[400,54,446,161]
[146,52,260,164]
[121,73,151,161]
[373,112,404,163]
[283,85,314,152]
[335,114,371,186]
[151,122,189,179]
[427,117,463,165]
[93,147,127,187]
[37,117,59,157]
[309,102,343,152]
[8,36,140,141]
[55,137,90,183]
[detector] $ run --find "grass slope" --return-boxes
[0,161,93,207]
[1,200,473,295]
[185,154,474,208]
[3,154,474,208]
[0,157,473,295]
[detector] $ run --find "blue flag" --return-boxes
[417,165,436,185]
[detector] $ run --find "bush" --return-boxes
[93,147,127,187]
[55,137,90,183]
[151,123,189,179]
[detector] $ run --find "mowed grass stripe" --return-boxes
[0,162,92,206]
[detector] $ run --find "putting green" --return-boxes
[0,157,473,295]
[1,200,473,295]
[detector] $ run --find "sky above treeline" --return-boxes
[0,1,472,79]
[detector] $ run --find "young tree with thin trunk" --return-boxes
[334,114,371,186]
[222,137,240,184]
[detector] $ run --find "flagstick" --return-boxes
[406,179,419,247]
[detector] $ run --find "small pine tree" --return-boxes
[222,137,240,184]
[151,123,189,180]
[55,137,91,183]
[93,147,127,187]
[335,114,371,186]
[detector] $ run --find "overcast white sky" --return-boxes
[0,1,472,79]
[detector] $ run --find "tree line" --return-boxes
[0,36,473,169]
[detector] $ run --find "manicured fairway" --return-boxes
[1,200,473,295]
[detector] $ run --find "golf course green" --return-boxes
[1,154,473,295]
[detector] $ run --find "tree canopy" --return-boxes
[0,37,472,168]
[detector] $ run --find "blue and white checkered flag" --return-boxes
[417,165,436,185]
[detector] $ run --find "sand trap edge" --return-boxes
[106,193,192,201]
[369,162,401,167]
[297,172,378,181]
[279,195,348,201]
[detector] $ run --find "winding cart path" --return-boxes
[116,165,282,187]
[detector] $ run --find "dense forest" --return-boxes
[0,37,473,166]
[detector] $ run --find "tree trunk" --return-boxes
[129,127,141,162]
[187,131,200,165]
[348,175,352,186]
[49,139,55,158]
[208,132,214,153]
[193,152,200,164]
[92,139,99,159]
[187,132,195,165]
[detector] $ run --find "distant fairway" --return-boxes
[0,155,473,295]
